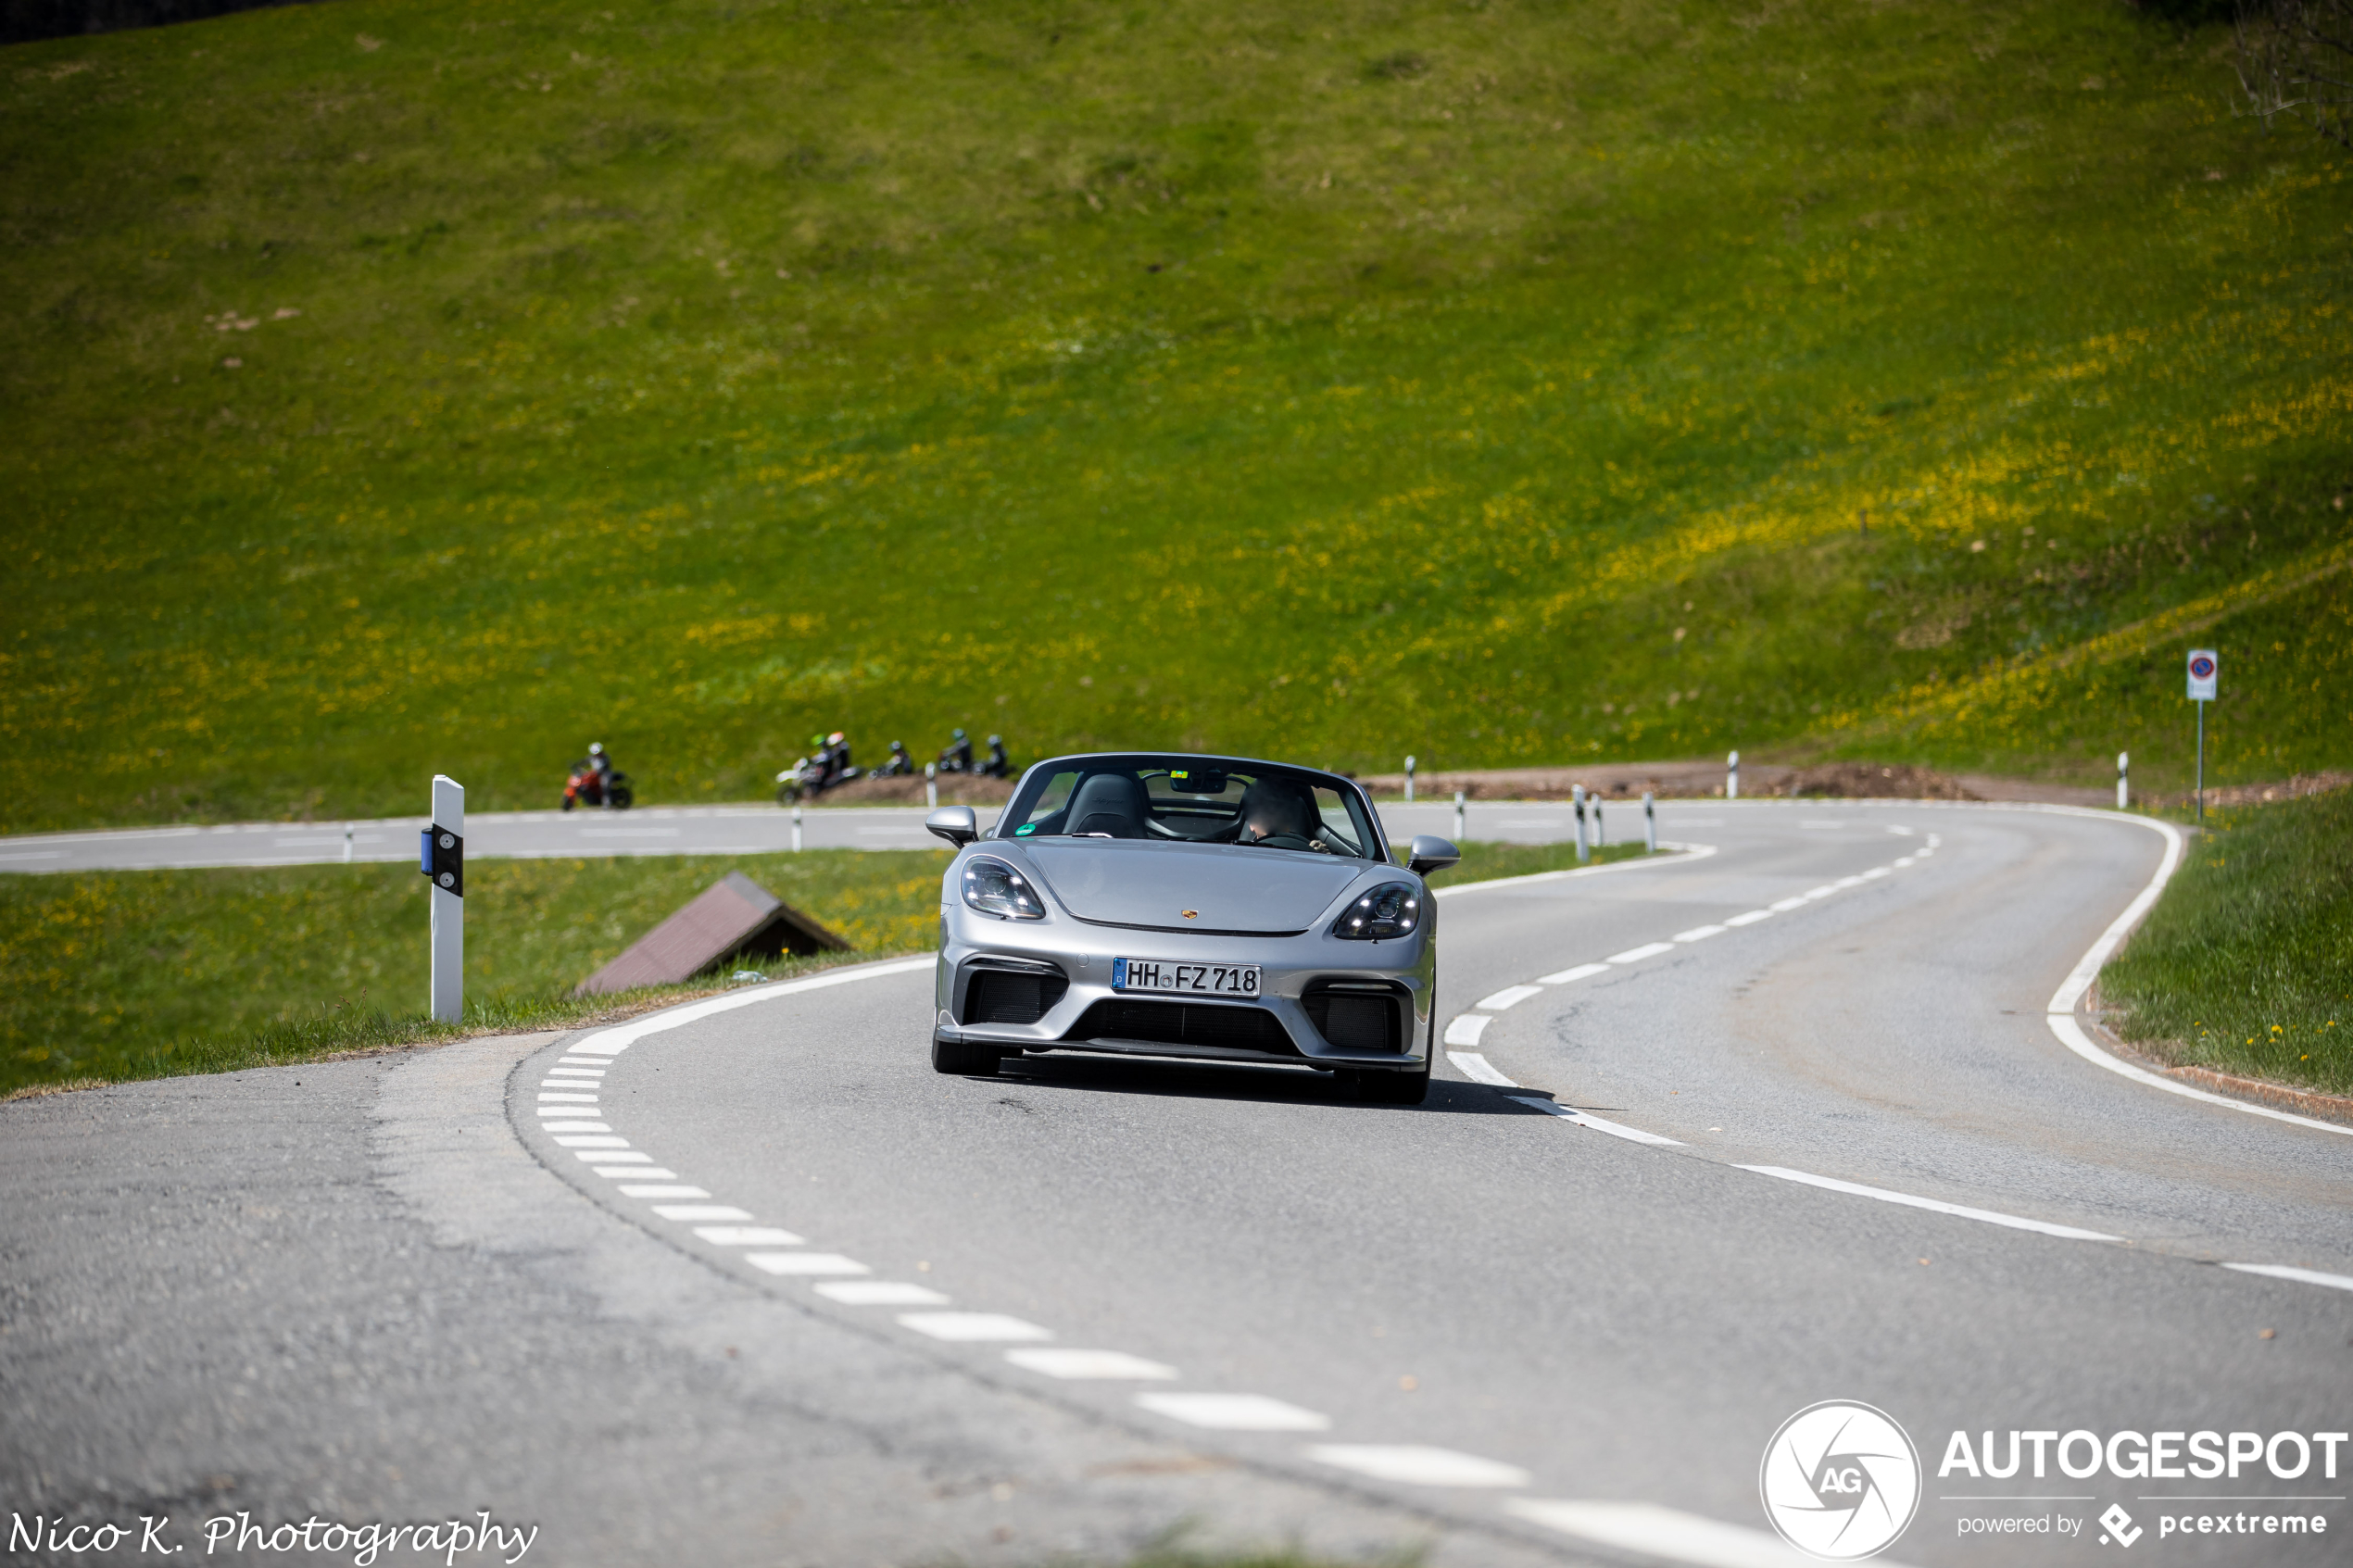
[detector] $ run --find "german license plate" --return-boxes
[1114,959,1261,997]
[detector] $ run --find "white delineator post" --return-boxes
[1573,784,1589,864]
[1453,788,1466,843]
[792,802,803,853]
[925,762,937,809]
[1727,749,1741,801]
[428,774,463,1024]
[1405,755,1417,804]
[1643,791,1657,853]
[2117,751,2130,811]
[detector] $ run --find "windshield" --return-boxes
[1001,756,1381,860]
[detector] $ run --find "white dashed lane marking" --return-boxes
[1723,909,1772,927]
[553,1135,626,1148]
[694,1225,804,1246]
[1672,924,1727,943]
[1509,1498,1832,1567]
[1736,1166,2120,1243]
[897,1311,1053,1343]
[1308,1445,1532,1488]
[651,1204,752,1222]
[1004,1348,1179,1380]
[1510,1096,1684,1148]
[747,1252,870,1276]
[2222,1262,2353,1293]
[1445,1051,1518,1087]
[619,1184,711,1198]
[1134,1392,1331,1431]
[1606,941,1677,964]
[815,1281,950,1305]
[1475,984,1545,1011]
[1441,1015,1491,1047]
[1537,961,1611,984]
[597,1167,677,1180]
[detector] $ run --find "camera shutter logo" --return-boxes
[1758,1400,1921,1561]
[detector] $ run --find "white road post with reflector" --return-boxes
[1643,791,1657,853]
[422,774,464,1024]
[2186,649,2218,822]
[2117,750,2129,811]
[1572,784,1589,863]
[1726,749,1740,801]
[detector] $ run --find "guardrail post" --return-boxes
[2117,750,2129,811]
[1573,784,1589,863]
[1727,749,1740,801]
[1406,755,1417,804]
[426,775,463,1024]
[925,761,937,809]
[1643,791,1657,853]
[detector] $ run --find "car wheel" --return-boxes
[1340,1060,1429,1105]
[931,1034,1000,1076]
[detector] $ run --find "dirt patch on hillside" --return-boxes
[2138,771,2351,811]
[1358,759,1991,801]
[1767,762,1981,800]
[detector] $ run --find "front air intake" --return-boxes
[963,967,1068,1025]
[1302,982,1405,1052]
[1064,999,1298,1055]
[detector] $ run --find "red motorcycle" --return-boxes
[562,762,634,810]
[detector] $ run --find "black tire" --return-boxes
[1342,1060,1430,1105]
[931,1034,1000,1076]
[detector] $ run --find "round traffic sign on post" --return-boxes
[2186,649,2219,701]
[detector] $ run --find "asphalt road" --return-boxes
[1,797,1680,872]
[6,803,2349,1568]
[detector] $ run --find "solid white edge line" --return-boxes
[1510,1095,1684,1147]
[2221,1262,2353,1293]
[1448,1051,1520,1087]
[2046,1015,2351,1137]
[564,954,937,1057]
[1736,1165,2120,1242]
[1430,841,1718,897]
[2026,809,2353,1137]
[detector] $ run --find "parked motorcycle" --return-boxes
[775,754,861,804]
[874,741,916,779]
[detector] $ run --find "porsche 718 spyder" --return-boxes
[925,753,1458,1104]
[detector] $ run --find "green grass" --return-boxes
[2103,788,2353,1095]
[4,0,2349,834]
[0,847,949,1097]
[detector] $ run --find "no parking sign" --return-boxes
[2186,649,2219,702]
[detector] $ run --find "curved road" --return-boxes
[6,803,2348,1566]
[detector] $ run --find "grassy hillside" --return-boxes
[4,0,2348,833]
[2104,787,2352,1096]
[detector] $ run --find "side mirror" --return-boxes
[925,806,979,847]
[1405,834,1460,876]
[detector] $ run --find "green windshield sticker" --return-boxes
[1014,822,1037,835]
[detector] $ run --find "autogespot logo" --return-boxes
[1760,1400,1923,1561]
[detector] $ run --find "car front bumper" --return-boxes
[933,906,1436,1071]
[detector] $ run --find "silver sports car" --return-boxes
[925,752,1458,1104]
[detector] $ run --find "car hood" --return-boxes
[1015,839,1370,935]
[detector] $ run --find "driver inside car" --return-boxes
[1233,777,1327,852]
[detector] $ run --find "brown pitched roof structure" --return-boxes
[575,872,849,996]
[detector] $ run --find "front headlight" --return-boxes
[1330,882,1421,940]
[962,856,1046,921]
